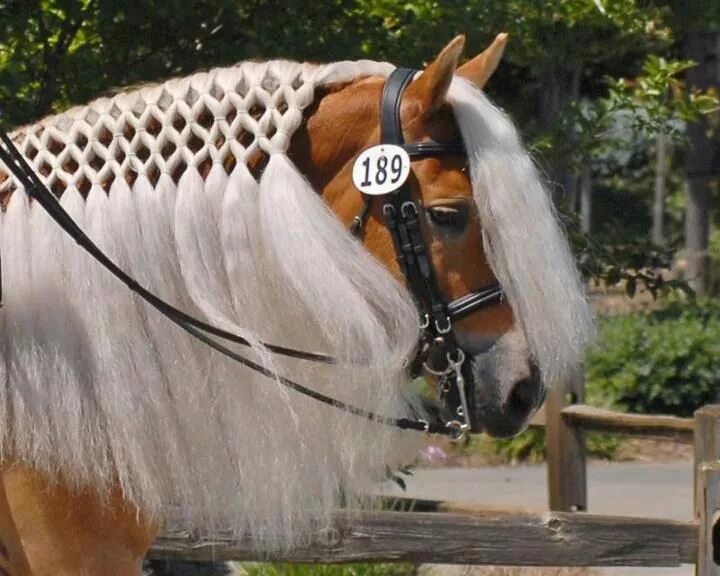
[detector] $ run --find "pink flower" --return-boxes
[421,445,447,463]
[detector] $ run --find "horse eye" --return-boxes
[428,205,469,231]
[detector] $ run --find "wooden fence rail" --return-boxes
[559,404,694,442]
[149,510,697,566]
[540,396,720,574]
[148,403,720,574]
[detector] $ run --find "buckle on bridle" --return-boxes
[400,201,418,218]
[434,316,452,335]
[445,420,469,442]
[350,215,363,236]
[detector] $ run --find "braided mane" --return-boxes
[0,60,394,199]
[0,59,421,548]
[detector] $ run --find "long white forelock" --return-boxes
[448,77,595,386]
[0,59,423,548]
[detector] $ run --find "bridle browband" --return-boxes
[0,68,504,440]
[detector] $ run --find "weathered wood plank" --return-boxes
[696,406,720,481]
[148,510,697,567]
[546,371,587,512]
[561,404,694,443]
[698,463,720,576]
[696,407,720,576]
[376,496,542,515]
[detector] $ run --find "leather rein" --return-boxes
[0,68,504,440]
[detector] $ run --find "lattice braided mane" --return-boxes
[0,59,394,200]
[0,58,423,546]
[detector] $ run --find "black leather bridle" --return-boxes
[351,68,505,435]
[0,68,504,440]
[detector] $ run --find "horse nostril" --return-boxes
[508,377,539,416]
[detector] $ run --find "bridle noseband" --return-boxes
[351,68,505,436]
[0,68,504,441]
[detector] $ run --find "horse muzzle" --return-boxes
[469,355,545,438]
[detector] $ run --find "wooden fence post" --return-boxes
[546,368,587,512]
[695,405,720,576]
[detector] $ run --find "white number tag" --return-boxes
[352,144,411,196]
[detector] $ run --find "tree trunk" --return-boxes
[683,31,719,297]
[538,62,582,203]
[580,162,592,235]
[652,132,669,246]
[684,176,711,296]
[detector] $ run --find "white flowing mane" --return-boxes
[0,59,592,546]
[448,78,594,386]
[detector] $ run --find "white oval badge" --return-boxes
[352,144,411,196]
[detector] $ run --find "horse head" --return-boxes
[292,35,592,438]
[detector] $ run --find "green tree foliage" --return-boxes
[552,54,719,170]
[351,1,672,128]
[1,0,718,297]
[557,53,718,273]
[0,0,701,126]
[0,0,366,126]
[353,0,669,66]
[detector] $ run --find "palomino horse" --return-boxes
[0,34,593,575]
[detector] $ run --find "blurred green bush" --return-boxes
[490,428,621,464]
[586,299,720,416]
[486,298,720,463]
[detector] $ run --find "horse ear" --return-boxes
[457,33,508,88]
[406,35,465,116]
